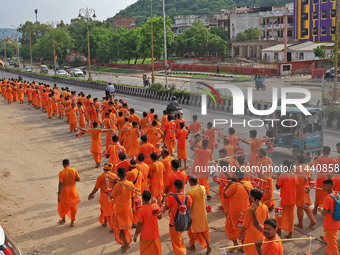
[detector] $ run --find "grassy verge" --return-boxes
[91,66,137,74]
[230,76,253,82]
[6,68,271,105]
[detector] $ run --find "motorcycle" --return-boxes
[255,76,266,91]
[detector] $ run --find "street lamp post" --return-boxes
[29,30,33,72]
[10,25,20,68]
[78,7,96,81]
[333,0,339,103]
[150,0,155,84]
[162,0,168,88]
[47,21,59,75]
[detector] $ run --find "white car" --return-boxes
[0,225,22,255]
[57,70,69,77]
[70,69,84,77]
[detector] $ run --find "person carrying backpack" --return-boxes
[318,178,340,255]
[165,179,192,255]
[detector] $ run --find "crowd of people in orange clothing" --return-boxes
[1,77,340,255]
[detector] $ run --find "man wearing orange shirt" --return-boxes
[176,122,189,167]
[57,159,80,227]
[165,179,192,255]
[241,130,269,166]
[161,149,174,187]
[223,170,253,248]
[137,153,150,193]
[80,122,111,168]
[128,108,140,125]
[256,149,275,210]
[318,179,340,255]
[139,135,155,165]
[126,121,140,157]
[148,153,165,200]
[191,139,211,199]
[275,160,298,238]
[77,102,86,134]
[66,102,78,132]
[161,110,168,129]
[187,175,211,254]
[309,146,336,214]
[88,163,117,232]
[163,115,177,156]
[133,190,162,255]
[147,108,155,124]
[105,135,126,166]
[110,167,134,254]
[189,115,201,134]
[146,120,164,154]
[121,117,132,152]
[164,159,188,197]
[293,154,316,228]
[204,122,216,161]
[175,113,185,130]
[126,160,144,227]
[103,112,114,150]
[114,152,130,174]
[223,137,235,157]
[251,207,283,255]
[228,127,239,147]
[140,112,149,133]
[239,189,269,255]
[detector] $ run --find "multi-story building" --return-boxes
[171,15,210,35]
[294,0,337,42]
[259,3,294,41]
[112,16,137,30]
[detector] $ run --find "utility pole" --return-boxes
[4,39,7,63]
[79,7,96,81]
[29,30,33,72]
[150,0,155,84]
[162,0,168,88]
[47,21,59,75]
[10,25,20,68]
[333,0,339,103]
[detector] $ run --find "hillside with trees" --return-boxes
[114,0,294,25]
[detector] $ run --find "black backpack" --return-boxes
[172,194,192,231]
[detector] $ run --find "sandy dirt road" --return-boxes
[0,94,233,255]
[0,88,329,254]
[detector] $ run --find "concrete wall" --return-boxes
[171,63,278,76]
[277,59,329,75]
[261,51,284,62]
[230,13,260,41]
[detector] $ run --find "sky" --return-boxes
[0,0,138,29]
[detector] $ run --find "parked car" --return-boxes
[8,60,16,66]
[57,70,69,77]
[25,67,32,72]
[323,67,340,78]
[0,225,22,255]
[70,69,84,77]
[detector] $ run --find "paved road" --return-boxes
[13,65,324,106]
[2,70,339,254]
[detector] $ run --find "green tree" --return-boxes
[137,15,174,62]
[32,28,74,64]
[210,27,229,41]
[236,28,260,41]
[18,21,49,59]
[96,30,121,63]
[314,45,326,59]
